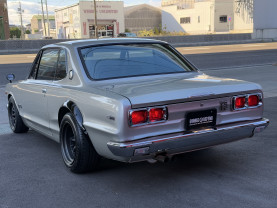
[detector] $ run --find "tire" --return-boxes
[60,112,100,173]
[8,97,29,133]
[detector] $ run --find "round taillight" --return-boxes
[248,95,259,107]
[131,110,148,125]
[235,97,246,109]
[149,108,165,122]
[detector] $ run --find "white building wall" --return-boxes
[162,2,213,34]
[55,4,81,39]
[162,0,233,34]
[233,0,253,32]
[213,0,233,32]
[253,0,277,39]
[55,1,124,39]
[79,1,124,38]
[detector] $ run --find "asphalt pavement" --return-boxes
[0,43,277,208]
[0,97,276,208]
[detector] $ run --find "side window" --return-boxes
[55,49,67,80]
[29,51,42,79]
[36,49,59,80]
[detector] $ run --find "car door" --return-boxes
[46,49,69,141]
[16,48,59,136]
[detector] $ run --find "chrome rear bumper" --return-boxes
[107,118,269,162]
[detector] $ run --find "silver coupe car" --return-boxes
[5,38,269,173]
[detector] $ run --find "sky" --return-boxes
[7,0,161,25]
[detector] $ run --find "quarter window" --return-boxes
[36,49,59,80]
[29,51,42,79]
[55,49,67,80]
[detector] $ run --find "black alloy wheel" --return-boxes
[8,97,29,133]
[9,103,17,129]
[61,121,77,166]
[60,112,100,173]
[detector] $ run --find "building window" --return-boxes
[198,16,200,23]
[180,17,191,24]
[219,15,227,23]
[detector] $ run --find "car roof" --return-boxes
[45,38,167,49]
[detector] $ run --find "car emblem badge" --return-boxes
[220,101,228,111]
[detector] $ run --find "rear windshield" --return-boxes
[79,43,193,80]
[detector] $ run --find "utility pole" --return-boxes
[94,0,98,39]
[40,0,47,36]
[18,1,24,39]
[45,0,50,37]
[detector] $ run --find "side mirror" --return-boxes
[6,74,15,83]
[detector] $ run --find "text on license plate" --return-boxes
[186,109,217,130]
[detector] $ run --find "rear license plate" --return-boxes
[186,109,217,130]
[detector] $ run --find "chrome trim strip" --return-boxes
[128,108,148,127]
[108,118,269,149]
[148,106,168,124]
[247,93,263,109]
[232,93,263,111]
[128,106,168,127]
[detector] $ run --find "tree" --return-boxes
[25,30,31,34]
[10,28,21,38]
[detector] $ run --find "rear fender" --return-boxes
[62,101,86,133]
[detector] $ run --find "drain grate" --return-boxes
[0,124,12,135]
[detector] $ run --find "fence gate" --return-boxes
[0,17,5,40]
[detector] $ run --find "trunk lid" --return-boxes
[100,72,262,108]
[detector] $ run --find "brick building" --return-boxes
[0,0,10,40]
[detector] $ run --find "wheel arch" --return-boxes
[58,101,86,132]
[8,94,12,100]
[7,93,18,109]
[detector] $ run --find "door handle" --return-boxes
[42,89,47,93]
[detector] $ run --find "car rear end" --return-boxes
[106,86,269,163]
[77,39,269,163]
